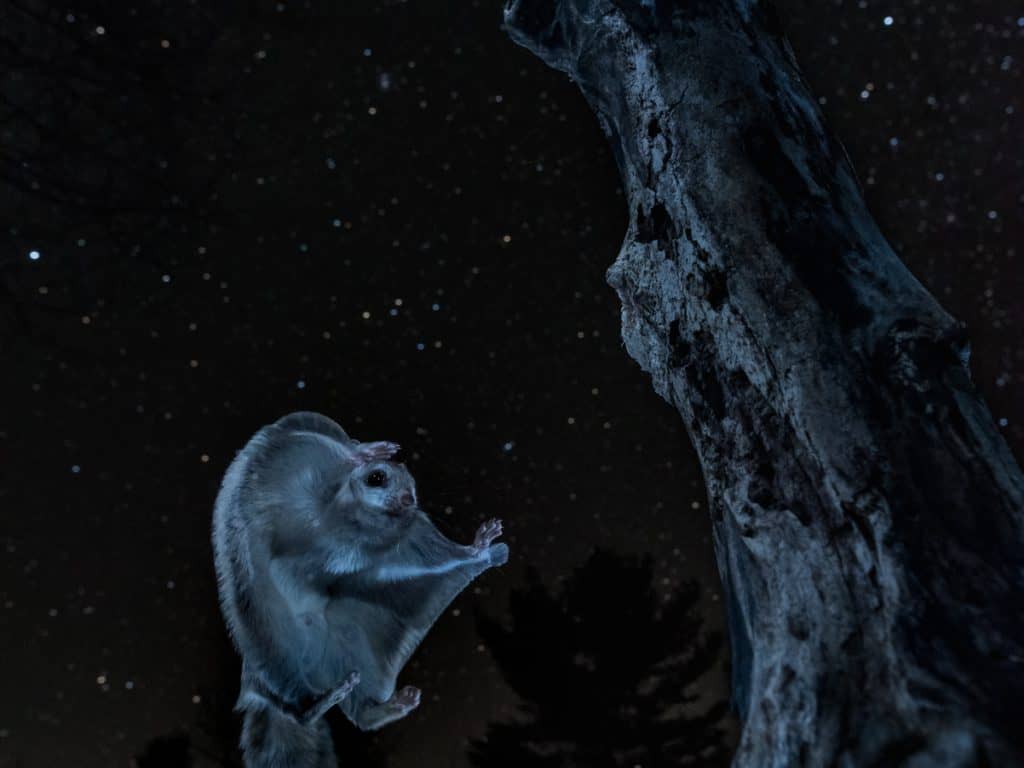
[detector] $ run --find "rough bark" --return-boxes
[501,1,1024,766]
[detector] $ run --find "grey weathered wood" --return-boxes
[501,1,1024,765]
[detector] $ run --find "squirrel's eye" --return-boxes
[365,470,387,488]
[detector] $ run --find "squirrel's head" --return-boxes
[329,460,418,538]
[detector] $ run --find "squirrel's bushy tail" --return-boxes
[240,703,336,768]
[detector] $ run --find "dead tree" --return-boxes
[501,1,1024,765]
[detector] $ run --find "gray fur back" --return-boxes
[211,427,262,662]
[211,412,351,675]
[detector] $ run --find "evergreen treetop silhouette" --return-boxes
[471,549,730,768]
[132,634,385,768]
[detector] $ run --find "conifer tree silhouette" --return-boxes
[471,549,730,768]
[134,732,193,768]
[133,634,385,767]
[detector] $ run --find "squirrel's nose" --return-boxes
[400,491,414,507]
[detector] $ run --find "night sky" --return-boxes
[1,0,1021,766]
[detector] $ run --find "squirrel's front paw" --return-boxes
[472,518,503,552]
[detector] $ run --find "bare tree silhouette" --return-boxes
[471,550,729,768]
[0,0,242,346]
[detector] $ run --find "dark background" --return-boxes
[0,0,1021,765]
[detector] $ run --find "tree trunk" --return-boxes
[501,1,1024,765]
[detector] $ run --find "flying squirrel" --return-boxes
[211,411,509,767]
